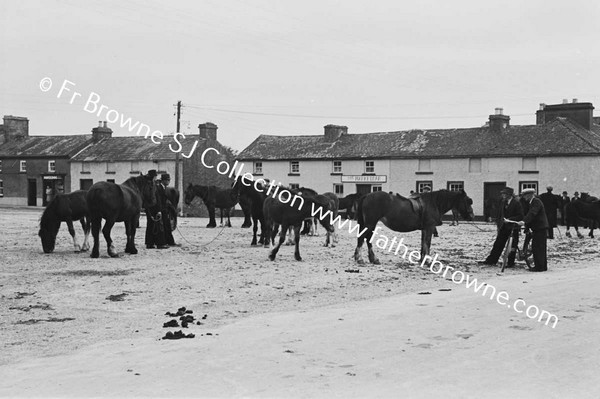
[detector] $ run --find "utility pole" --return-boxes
[175,100,183,215]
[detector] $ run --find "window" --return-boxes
[372,185,382,192]
[254,162,263,175]
[416,181,432,193]
[48,160,56,173]
[131,161,139,173]
[156,161,166,173]
[418,159,431,171]
[333,161,342,174]
[469,158,481,173]
[365,160,375,173]
[289,183,300,190]
[20,160,26,173]
[106,162,115,174]
[290,161,299,174]
[333,183,344,196]
[81,162,90,173]
[107,179,115,184]
[0,180,3,197]
[519,181,538,194]
[522,157,537,170]
[447,181,464,191]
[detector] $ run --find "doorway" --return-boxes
[356,184,372,196]
[27,179,37,206]
[483,182,506,222]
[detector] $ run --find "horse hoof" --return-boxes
[109,253,120,258]
[91,252,99,259]
[295,256,303,261]
[129,248,138,255]
[268,255,276,261]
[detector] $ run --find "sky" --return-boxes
[1,0,599,152]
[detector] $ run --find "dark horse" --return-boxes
[565,193,600,238]
[87,173,157,258]
[263,186,334,261]
[184,183,238,227]
[38,190,91,253]
[354,190,474,264]
[232,175,268,245]
[338,193,362,219]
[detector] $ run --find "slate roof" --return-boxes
[70,135,205,162]
[237,118,600,160]
[0,135,93,158]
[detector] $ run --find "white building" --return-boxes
[237,100,600,218]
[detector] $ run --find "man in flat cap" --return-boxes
[539,185,560,239]
[145,170,169,249]
[478,186,523,267]
[518,188,549,271]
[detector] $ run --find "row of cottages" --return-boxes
[0,118,235,209]
[237,100,600,218]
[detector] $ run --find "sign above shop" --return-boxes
[341,175,387,183]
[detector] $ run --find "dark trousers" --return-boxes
[531,228,548,271]
[162,213,175,245]
[145,211,166,247]
[486,226,519,264]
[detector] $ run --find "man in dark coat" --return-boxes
[518,188,549,272]
[157,173,179,247]
[145,170,169,249]
[560,191,570,225]
[539,186,561,238]
[478,187,523,267]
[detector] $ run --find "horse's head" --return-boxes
[314,196,335,233]
[141,174,157,208]
[455,190,474,221]
[184,183,196,205]
[38,202,60,253]
[39,225,58,253]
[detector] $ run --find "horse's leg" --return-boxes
[66,219,81,252]
[126,215,139,254]
[268,223,279,248]
[269,222,287,261]
[226,208,232,227]
[251,217,258,246]
[286,226,295,245]
[90,216,101,258]
[124,220,133,254]
[207,205,217,228]
[420,228,433,261]
[102,218,118,257]
[353,226,368,264]
[80,218,90,252]
[293,225,303,261]
[219,208,224,227]
[366,229,380,265]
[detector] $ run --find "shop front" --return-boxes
[41,174,65,206]
[341,175,387,195]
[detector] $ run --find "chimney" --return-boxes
[488,108,510,133]
[536,103,546,125]
[2,115,29,142]
[324,124,348,142]
[562,99,569,104]
[198,122,218,140]
[92,120,113,141]
[536,100,594,130]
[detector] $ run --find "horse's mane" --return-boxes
[423,189,464,212]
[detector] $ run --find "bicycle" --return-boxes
[501,219,533,272]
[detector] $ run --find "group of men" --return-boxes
[144,171,180,249]
[479,186,549,272]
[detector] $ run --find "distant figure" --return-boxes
[560,191,570,225]
[539,186,561,239]
[572,191,580,202]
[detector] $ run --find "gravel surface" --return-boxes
[1,208,597,366]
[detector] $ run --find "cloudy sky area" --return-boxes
[1,0,599,151]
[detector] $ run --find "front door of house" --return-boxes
[356,184,372,196]
[483,182,506,222]
[27,179,37,206]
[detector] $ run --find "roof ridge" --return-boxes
[556,118,600,152]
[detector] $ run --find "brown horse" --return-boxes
[338,193,362,219]
[354,190,474,264]
[87,173,157,258]
[565,193,600,238]
[38,190,90,253]
[184,183,238,228]
[263,187,334,261]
